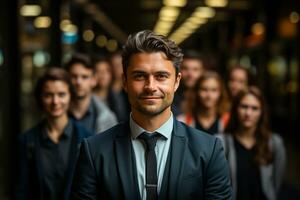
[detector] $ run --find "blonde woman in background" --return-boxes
[177,70,230,135]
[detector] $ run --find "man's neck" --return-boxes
[71,94,92,119]
[131,109,172,132]
[94,87,109,100]
[45,114,68,143]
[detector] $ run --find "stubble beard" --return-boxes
[134,98,172,117]
[75,92,89,101]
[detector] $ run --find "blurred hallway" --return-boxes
[0,0,300,199]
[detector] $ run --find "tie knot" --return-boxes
[139,132,160,150]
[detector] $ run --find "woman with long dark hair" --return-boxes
[218,86,286,200]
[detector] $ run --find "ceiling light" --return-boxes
[34,16,51,28]
[62,24,78,33]
[96,35,107,47]
[187,17,208,25]
[251,22,265,35]
[163,0,187,7]
[290,11,299,24]
[160,7,180,18]
[60,19,71,30]
[205,0,228,7]
[20,5,41,17]
[83,30,95,42]
[194,7,216,18]
[106,39,118,52]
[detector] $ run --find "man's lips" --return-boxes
[139,96,161,99]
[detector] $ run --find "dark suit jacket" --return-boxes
[71,119,232,200]
[15,119,92,200]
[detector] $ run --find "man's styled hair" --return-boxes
[122,30,183,77]
[65,53,94,72]
[34,67,75,109]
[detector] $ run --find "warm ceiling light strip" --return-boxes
[169,6,215,44]
[20,5,41,17]
[153,6,180,36]
[153,0,187,36]
[205,0,228,7]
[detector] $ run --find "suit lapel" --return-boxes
[167,120,187,200]
[115,123,140,200]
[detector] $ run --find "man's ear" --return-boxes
[174,72,181,92]
[122,74,128,92]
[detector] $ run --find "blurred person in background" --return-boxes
[227,66,250,100]
[110,51,124,93]
[218,86,286,200]
[15,68,92,200]
[109,51,131,122]
[177,71,230,135]
[93,55,128,122]
[172,50,205,116]
[93,55,113,106]
[66,53,117,134]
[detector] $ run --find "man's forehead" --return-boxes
[182,58,202,66]
[70,64,93,73]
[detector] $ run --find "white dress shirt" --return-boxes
[130,113,173,200]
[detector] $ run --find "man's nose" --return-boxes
[74,77,82,85]
[144,76,156,91]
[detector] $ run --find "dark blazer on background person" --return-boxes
[71,119,232,200]
[15,119,92,200]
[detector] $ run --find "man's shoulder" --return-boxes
[175,120,220,151]
[91,95,111,113]
[84,122,127,149]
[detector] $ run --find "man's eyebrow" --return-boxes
[130,70,148,75]
[155,71,171,75]
[156,70,170,73]
[130,70,171,75]
[131,70,147,73]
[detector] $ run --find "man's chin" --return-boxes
[137,105,169,117]
[76,94,88,100]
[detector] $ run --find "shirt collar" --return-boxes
[41,119,73,141]
[69,97,94,119]
[129,113,173,140]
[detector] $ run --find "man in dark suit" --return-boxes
[71,30,232,200]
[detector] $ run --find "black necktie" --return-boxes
[139,132,159,200]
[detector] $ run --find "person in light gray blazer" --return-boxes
[217,86,286,200]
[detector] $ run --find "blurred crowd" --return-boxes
[15,49,286,200]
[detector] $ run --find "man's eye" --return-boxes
[156,74,168,80]
[134,74,146,80]
[58,93,66,97]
